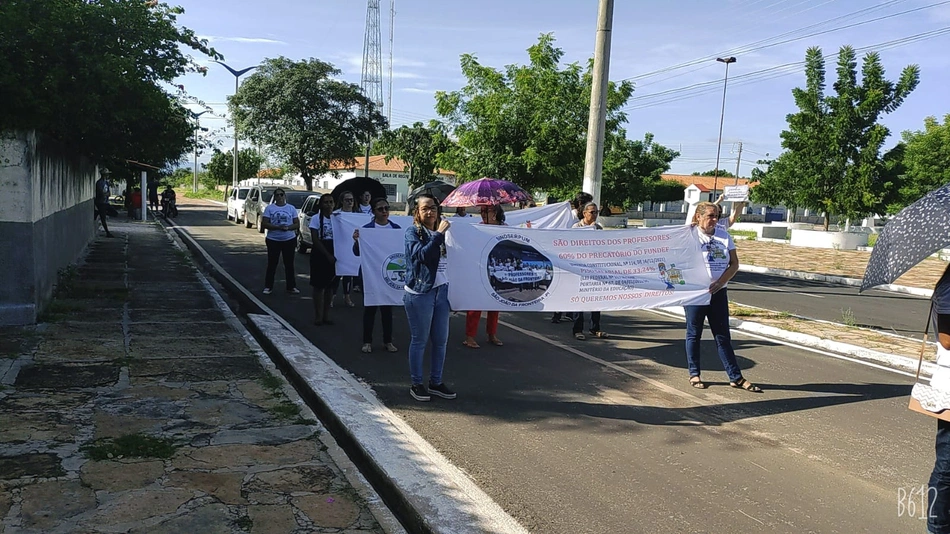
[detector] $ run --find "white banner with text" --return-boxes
[357,228,409,307]
[445,224,713,311]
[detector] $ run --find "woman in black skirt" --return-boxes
[308,193,338,325]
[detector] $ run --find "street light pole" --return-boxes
[190,111,208,193]
[214,61,258,189]
[713,56,736,197]
[582,0,614,207]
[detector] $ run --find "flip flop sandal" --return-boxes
[689,376,707,389]
[488,338,504,346]
[730,378,763,393]
[589,330,609,339]
[462,340,481,349]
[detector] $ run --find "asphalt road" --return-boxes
[173,200,939,533]
[728,271,931,338]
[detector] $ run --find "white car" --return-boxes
[297,194,319,253]
[226,186,251,223]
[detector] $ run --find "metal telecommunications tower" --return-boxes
[361,0,384,176]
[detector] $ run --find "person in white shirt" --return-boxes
[357,190,373,214]
[353,198,401,354]
[261,188,300,295]
[569,202,607,340]
[684,201,761,392]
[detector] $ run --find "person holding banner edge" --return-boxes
[685,201,761,392]
[464,204,506,349]
[404,194,455,402]
[570,201,608,340]
[552,191,593,325]
[353,197,401,354]
[309,193,338,325]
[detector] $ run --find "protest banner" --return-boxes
[722,185,749,202]
[332,212,412,276]
[357,228,409,306]
[445,224,712,311]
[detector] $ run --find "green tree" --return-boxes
[204,149,265,187]
[374,121,454,189]
[0,0,219,166]
[891,115,950,210]
[754,46,918,229]
[691,169,735,178]
[435,34,635,192]
[230,57,388,191]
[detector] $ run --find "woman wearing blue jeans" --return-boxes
[403,195,455,402]
[684,202,761,393]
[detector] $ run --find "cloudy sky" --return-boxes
[170,0,950,176]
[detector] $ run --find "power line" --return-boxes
[620,0,916,82]
[620,26,950,111]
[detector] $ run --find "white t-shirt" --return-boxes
[263,203,298,242]
[930,281,950,391]
[695,225,736,284]
[308,213,333,241]
[358,204,373,214]
[571,221,604,230]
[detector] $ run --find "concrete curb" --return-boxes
[737,264,934,297]
[163,219,529,534]
[656,306,936,378]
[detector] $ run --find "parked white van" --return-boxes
[226,186,252,223]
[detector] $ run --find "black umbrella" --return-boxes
[861,183,950,291]
[331,176,387,204]
[406,180,456,205]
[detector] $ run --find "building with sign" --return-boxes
[290,156,457,201]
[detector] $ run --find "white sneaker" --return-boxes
[288,288,300,294]
[385,343,398,353]
[262,288,272,295]
[361,343,373,353]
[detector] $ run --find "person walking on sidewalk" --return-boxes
[463,204,506,349]
[403,194,455,402]
[570,201,608,340]
[928,264,950,534]
[309,194,338,325]
[353,197,401,353]
[261,187,300,295]
[94,168,114,238]
[684,201,761,392]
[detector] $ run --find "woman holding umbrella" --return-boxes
[403,194,455,402]
[464,204,506,348]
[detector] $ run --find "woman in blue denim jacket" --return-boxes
[403,195,455,402]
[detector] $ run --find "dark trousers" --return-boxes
[684,288,742,382]
[573,312,601,334]
[930,419,950,533]
[363,306,394,344]
[265,238,297,290]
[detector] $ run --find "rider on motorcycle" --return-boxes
[160,185,177,216]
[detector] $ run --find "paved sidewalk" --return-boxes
[0,220,393,533]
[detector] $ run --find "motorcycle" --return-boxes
[161,197,178,218]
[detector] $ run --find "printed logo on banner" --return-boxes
[483,235,555,305]
[381,253,408,290]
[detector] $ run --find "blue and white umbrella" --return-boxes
[861,183,950,292]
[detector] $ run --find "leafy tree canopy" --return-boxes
[0,0,219,168]
[374,121,455,189]
[230,57,388,191]
[692,169,735,177]
[204,149,265,187]
[751,46,918,229]
[436,33,675,207]
[889,115,950,211]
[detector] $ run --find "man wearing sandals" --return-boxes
[684,202,761,393]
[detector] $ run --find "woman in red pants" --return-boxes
[463,204,506,348]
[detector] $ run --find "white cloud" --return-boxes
[401,87,435,94]
[198,35,287,45]
[392,71,423,79]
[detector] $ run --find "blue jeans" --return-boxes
[404,284,450,386]
[930,419,950,533]
[684,288,742,382]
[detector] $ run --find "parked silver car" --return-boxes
[297,194,320,253]
[244,186,295,232]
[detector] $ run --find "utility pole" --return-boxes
[733,141,743,185]
[582,0,614,206]
[712,56,736,196]
[361,0,384,177]
[190,111,207,194]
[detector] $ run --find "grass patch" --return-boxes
[183,188,227,202]
[868,234,878,247]
[81,434,177,460]
[38,300,88,323]
[270,401,302,420]
[729,229,757,240]
[841,308,857,327]
[234,516,253,530]
[260,372,284,396]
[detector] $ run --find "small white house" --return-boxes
[289,156,456,201]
